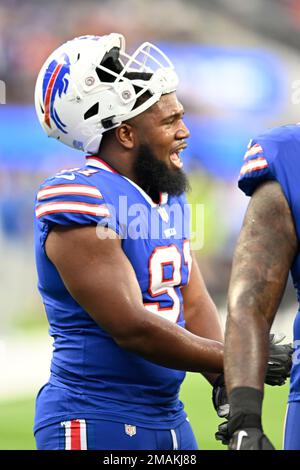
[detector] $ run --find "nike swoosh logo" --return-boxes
[56,174,75,180]
[236,430,248,450]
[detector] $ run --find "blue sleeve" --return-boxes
[238,126,300,238]
[35,172,119,246]
[237,125,300,287]
[238,139,277,197]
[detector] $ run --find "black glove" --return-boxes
[212,374,231,445]
[215,419,231,445]
[266,333,293,386]
[214,410,274,448]
[226,387,275,450]
[213,332,293,444]
[227,413,274,450]
[229,427,274,450]
[212,373,229,418]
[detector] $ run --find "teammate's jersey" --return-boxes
[238,124,300,402]
[34,156,192,432]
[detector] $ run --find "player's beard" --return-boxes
[134,144,190,199]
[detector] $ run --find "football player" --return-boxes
[33,34,292,450]
[223,128,300,450]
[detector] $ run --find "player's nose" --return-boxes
[176,121,190,140]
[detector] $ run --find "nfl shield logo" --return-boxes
[125,424,136,437]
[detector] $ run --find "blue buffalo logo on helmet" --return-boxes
[42,53,71,134]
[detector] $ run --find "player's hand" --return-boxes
[212,374,231,445]
[226,412,275,450]
[229,427,275,450]
[266,333,293,386]
[213,332,292,445]
[212,373,229,418]
[212,333,292,410]
[214,414,275,449]
[215,419,230,445]
[213,333,292,418]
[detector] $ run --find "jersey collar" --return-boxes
[85,156,118,173]
[85,156,168,207]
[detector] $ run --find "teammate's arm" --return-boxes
[224,180,297,449]
[225,181,296,391]
[45,225,223,373]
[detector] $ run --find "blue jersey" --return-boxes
[34,156,192,432]
[238,124,300,402]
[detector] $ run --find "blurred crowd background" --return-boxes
[1,0,300,332]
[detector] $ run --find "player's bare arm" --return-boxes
[182,252,224,385]
[46,224,224,374]
[225,180,297,392]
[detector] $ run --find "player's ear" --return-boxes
[115,123,135,149]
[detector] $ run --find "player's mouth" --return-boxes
[169,143,187,169]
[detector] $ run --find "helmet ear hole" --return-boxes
[84,103,99,120]
[96,47,123,83]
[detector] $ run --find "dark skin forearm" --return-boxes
[225,181,297,393]
[117,317,224,373]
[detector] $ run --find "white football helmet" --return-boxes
[34,34,178,154]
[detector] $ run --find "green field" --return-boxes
[0,373,288,450]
